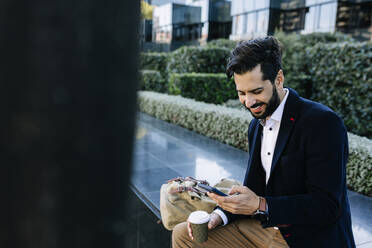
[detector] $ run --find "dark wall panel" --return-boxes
[1,0,140,247]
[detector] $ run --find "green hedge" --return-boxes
[200,34,353,98]
[140,52,169,72]
[138,91,372,196]
[274,32,354,98]
[167,46,230,74]
[138,91,252,151]
[272,32,372,139]
[205,39,239,50]
[168,73,236,104]
[276,31,354,47]
[139,70,167,93]
[347,133,372,196]
[140,35,371,138]
[308,42,372,138]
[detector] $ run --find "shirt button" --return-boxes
[269,128,272,131]
[268,152,271,155]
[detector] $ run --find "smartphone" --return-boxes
[197,183,228,196]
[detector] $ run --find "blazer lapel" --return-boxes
[251,122,263,166]
[244,120,263,185]
[269,88,300,179]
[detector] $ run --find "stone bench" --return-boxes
[131,112,372,247]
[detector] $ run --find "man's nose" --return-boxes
[244,95,255,108]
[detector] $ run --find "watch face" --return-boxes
[255,210,268,222]
[258,213,268,222]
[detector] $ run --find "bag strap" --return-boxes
[167,177,184,183]
[169,186,207,196]
[166,176,209,185]
[185,176,209,185]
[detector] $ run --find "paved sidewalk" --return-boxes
[131,113,372,247]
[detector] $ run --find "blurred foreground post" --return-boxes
[1,0,140,247]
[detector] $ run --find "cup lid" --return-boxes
[188,211,210,224]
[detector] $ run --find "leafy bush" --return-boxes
[222,99,244,110]
[347,133,372,196]
[277,31,353,47]
[140,34,371,139]
[205,39,239,50]
[139,70,167,93]
[167,46,230,74]
[308,42,372,138]
[138,91,252,150]
[168,73,236,104]
[273,32,372,138]
[138,91,372,196]
[140,52,169,72]
[275,32,354,98]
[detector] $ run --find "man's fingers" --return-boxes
[229,186,248,195]
[207,221,214,229]
[208,213,222,230]
[228,186,240,195]
[208,192,239,205]
[187,222,194,240]
[207,192,223,201]
[208,192,231,202]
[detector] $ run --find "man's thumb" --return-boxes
[229,185,245,195]
[208,214,221,229]
[208,221,214,230]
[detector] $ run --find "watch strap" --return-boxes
[258,197,266,212]
[253,197,269,224]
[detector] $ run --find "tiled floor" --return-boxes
[131,112,372,247]
[124,190,171,248]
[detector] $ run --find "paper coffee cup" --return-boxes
[188,211,210,243]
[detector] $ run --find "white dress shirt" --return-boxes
[214,88,289,226]
[260,88,289,184]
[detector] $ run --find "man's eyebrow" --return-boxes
[237,87,264,93]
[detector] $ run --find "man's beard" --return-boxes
[246,86,281,120]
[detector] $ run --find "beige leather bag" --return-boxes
[160,176,241,230]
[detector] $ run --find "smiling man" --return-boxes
[172,36,356,248]
[235,64,283,120]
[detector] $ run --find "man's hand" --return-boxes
[208,186,260,215]
[187,212,222,240]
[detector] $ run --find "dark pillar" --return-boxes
[1,0,139,247]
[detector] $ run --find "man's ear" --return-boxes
[276,70,284,88]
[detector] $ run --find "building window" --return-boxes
[236,14,246,34]
[268,6,308,34]
[230,0,271,40]
[303,1,337,33]
[336,1,372,30]
[255,0,270,10]
[319,2,337,31]
[247,12,256,35]
[257,9,269,35]
[238,15,242,34]
[336,1,372,40]
[232,18,236,35]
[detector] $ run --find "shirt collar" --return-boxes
[259,88,289,127]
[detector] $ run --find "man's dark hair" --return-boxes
[226,36,282,84]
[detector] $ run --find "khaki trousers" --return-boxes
[172,218,288,248]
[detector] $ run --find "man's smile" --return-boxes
[250,103,265,114]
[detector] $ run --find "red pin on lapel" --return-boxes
[290,117,295,122]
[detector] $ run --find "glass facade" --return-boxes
[152,0,372,44]
[208,0,232,40]
[230,0,270,40]
[302,0,338,33]
[153,3,202,43]
[336,0,372,41]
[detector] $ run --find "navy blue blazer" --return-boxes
[219,88,355,247]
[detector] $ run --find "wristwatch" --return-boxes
[254,197,268,222]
